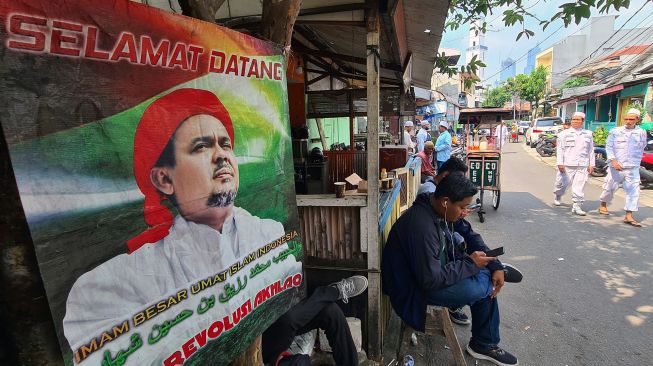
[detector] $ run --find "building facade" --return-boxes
[500,57,516,82]
[524,46,540,74]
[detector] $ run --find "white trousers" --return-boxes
[599,167,641,212]
[553,166,589,203]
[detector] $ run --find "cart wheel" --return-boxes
[492,190,501,210]
[478,211,485,223]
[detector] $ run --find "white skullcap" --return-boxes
[404,121,414,127]
[421,120,430,126]
[439,121,449,128]
[572,111,585,119]
[627,108,641,117]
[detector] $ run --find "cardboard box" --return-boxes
[345,173,368,193]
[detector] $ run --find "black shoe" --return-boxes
[502,263,523,283]
[466,342,518,366]
[448,307,471,325]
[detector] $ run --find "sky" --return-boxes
[439,0,652,85]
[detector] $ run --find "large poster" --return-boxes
[0,1,303,365]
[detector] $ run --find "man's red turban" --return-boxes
[127,88,235,253]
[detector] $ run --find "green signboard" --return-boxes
[469,156,499,188]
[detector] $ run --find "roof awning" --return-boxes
[596,84,624,97]
[414,87,432,100]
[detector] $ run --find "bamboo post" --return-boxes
[365,0,382,360]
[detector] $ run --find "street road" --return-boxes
[453,140,653,366]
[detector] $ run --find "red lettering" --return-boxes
[182,338,198,359]
[272,281,281,296]
[140,36,169,66]
[246,60,260,78]
[239,56,250,75]
[293,273,302,287]
[84,26,109,59]
[209,50,225,73]
[232,305,244,326]
[188,45,204,71]
[273,62,282,80]
[195,329,208,347]
[254,286,268,308]
[240,300,252,317]
[283,276,293,291]
[50,20,82,56]
[261,61,273,79]
[164,351,184,366]
[207,320,224,338]
[8,14,46,51]
[110,32,137,62]
[168,42,188,70]
[225,55,238,75]
[223,315,234,331]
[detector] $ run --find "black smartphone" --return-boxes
[485,247,504,257]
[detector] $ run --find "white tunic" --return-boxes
[605,126,647,167]
[63,207,300,365]
[556,128,595,167]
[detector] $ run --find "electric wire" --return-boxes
[554,14,653,80]
[556,0,652,75]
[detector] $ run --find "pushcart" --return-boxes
[458,108,513,222]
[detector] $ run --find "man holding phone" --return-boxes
[382,173,520,366]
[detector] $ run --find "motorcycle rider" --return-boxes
[553,112,595,215]
[598,108,648,227]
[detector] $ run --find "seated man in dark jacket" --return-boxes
[382,172,518,366]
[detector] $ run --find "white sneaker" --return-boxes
[554,195,562,206]
[572,203,586,216]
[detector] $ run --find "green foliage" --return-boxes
[510,66,548,116]
[593,125,608,146]
[434,0,632,83]
[626,102,646,121]
[560,76,591,90]
[482,85,512,107]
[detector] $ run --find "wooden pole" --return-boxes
[365,0,382,361]
[316,118,328,151]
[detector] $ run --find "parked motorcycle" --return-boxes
[641,152,653,188]
[592,148,653,187]
[591,146,608,177]
[645,129,653,151]
[535,133,556,157]
[451,145,466,160]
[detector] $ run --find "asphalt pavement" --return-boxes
[452,138,653,366]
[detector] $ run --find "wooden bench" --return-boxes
[423,306,467,366]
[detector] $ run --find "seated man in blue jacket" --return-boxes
[416,157,518,325]
[382,172,518,366]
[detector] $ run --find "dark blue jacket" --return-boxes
[381,194,482,331]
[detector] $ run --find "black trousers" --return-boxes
[262,286,358,366]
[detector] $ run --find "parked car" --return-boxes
[517,121,531,135]
[526,117,563,147]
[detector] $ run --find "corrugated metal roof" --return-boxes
[561,84,606,99]
[603,44,651,59]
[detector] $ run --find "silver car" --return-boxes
[526,117,563,147]
[517,121,531,135]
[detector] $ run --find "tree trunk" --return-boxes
[178,0,226,23]
[260,0,302,48]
